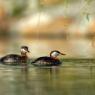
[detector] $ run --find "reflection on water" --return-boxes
[0,37,95,58]
[0,61,95,95]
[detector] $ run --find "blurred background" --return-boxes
[0,0,95,58]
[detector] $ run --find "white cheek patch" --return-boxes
[51,52,59,57]
[21,49,27,53]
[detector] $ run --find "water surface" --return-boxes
[0,60,95,95]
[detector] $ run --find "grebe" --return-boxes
[31,50,66,66]
[0,46,30,65]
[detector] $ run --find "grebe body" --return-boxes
[0,46,30,65]
[32,50,65,66]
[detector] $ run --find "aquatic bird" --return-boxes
[0,46,30,65]
[31,50,66,66]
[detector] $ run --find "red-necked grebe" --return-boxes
[0,46,30,65]
[31,50,66,66]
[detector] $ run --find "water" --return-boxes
[0,60,95,95]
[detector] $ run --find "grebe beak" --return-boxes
[60,52,66,55]
[25,49,30,53]
[27,50,30,53]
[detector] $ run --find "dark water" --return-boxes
[0,60,95,95]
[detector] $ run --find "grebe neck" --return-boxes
[21,52,27,56]
[50,54,58,60]
[21,52,28,63]
[51,56,58,60]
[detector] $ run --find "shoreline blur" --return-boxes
[0,0,95,58]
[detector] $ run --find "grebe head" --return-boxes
[21,46,30,53]
[50,50,65,58]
